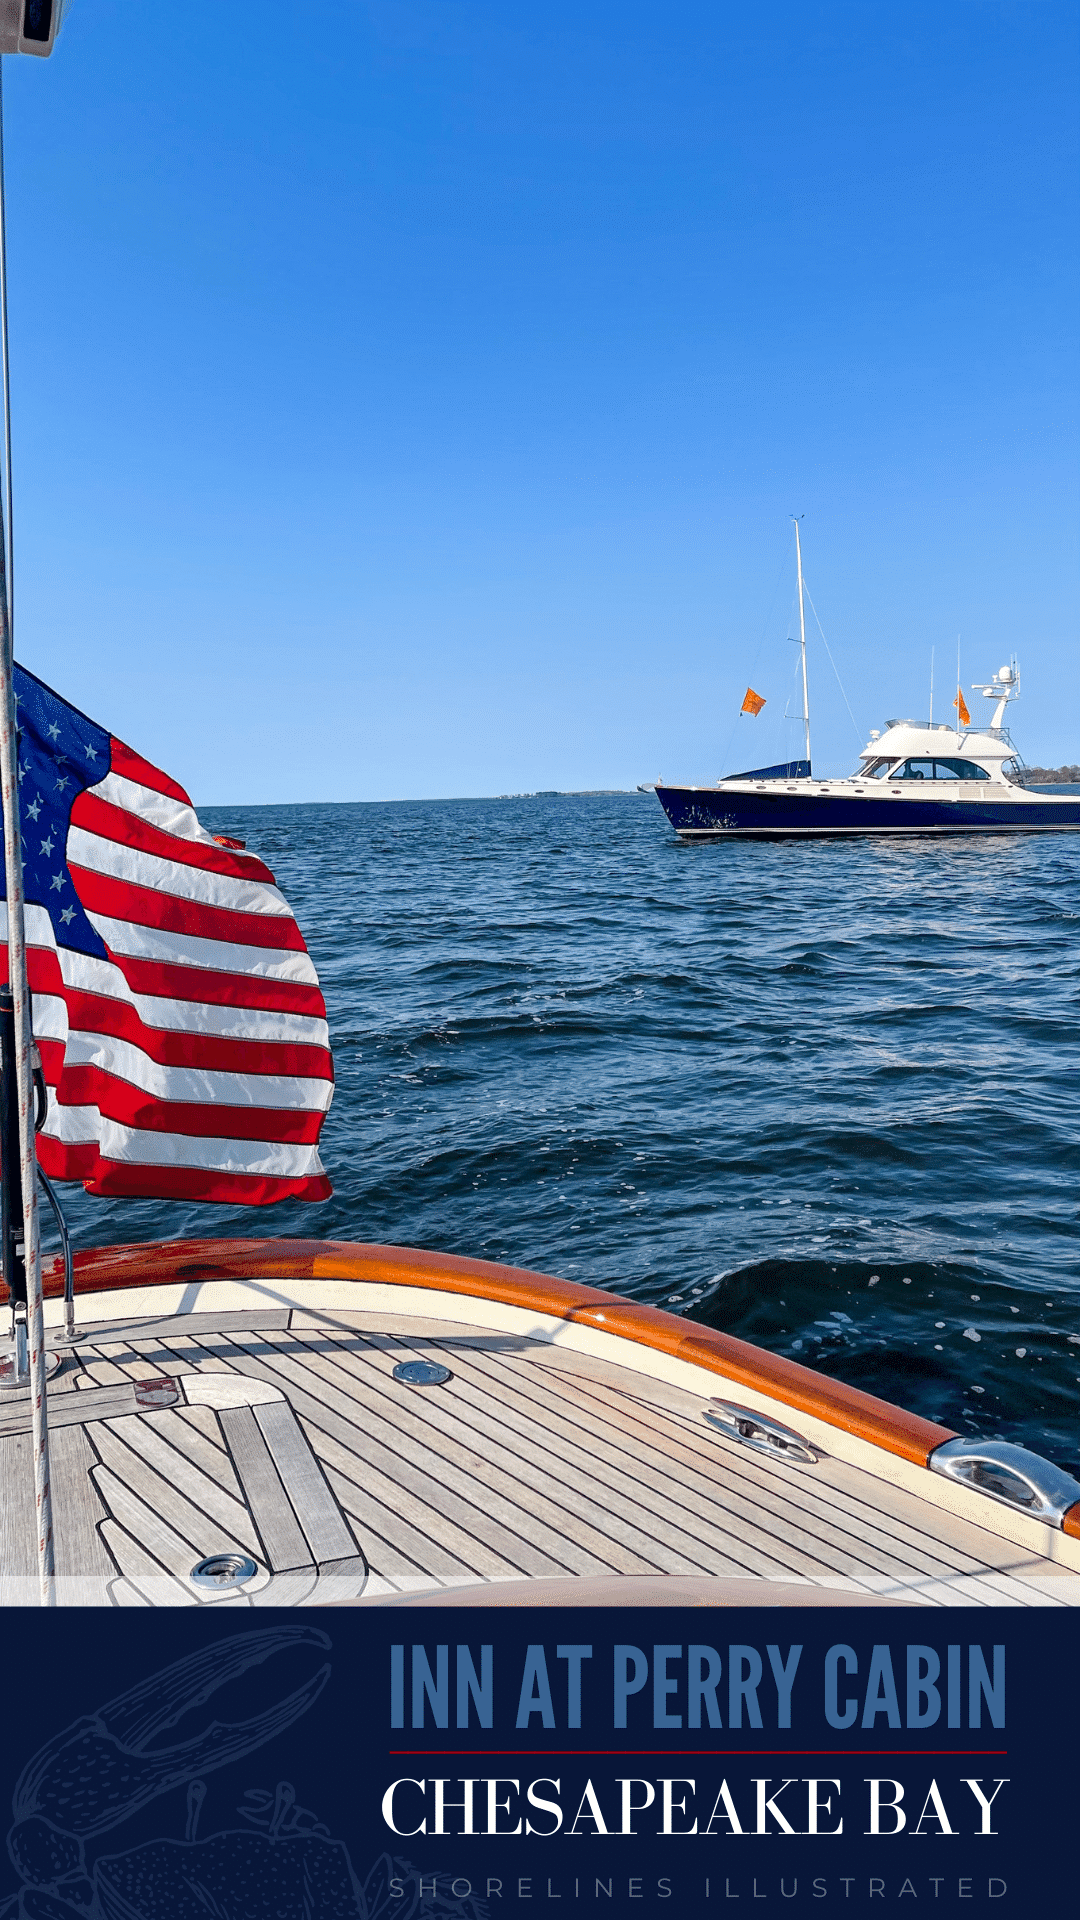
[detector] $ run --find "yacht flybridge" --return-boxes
[655,532,1078,838]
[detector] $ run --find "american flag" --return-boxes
[1,663,333,1203]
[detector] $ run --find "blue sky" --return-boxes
[5,1,1077,799]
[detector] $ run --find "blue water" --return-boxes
[53,794,1080,1473]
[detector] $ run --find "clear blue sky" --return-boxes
[5,0,1077,799]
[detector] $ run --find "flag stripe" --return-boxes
[103,952,327,1015]
[71,790,278,885]
[87,769,270,858]
[43,1075,326,1143]
[71,866,308,950]
[80,1162,331,1204]
[41,1113,328,1175]
[11,929,327,1032]
[56,990,332,1078]
[83,909,316,978]
[68,826,295,918]
[58,1031,332,1110]
[109,737,192,805]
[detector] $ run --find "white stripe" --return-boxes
[67,824,294,918]
[30,992,68,1044]
[84,912,319,983]
[96,1120,324,1178]
[40,1102,324,1177]
[58,950,328,1045]
[60,1031,332,1109]
[39,1094,96,1141]
[5,902,58,948]
[90,770,268,868]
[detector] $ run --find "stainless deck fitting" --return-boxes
[189,1553,258,1591]
[134,1377,180,1410]
[929,1437,1080,1527]
[393,1359,452,1386]
[704,1399,818,1465]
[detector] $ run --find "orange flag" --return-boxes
[741,687,766,717]
[953,688,970,727]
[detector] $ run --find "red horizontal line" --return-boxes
[110,737,191,806]
[54,1064,326,1141]
[387,1750,1008,1758]
[72,790,277,885]
[71,864,307,951]
[44,1152,332,1204]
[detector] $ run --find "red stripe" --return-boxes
[107,954,327,1017]
[71,790,278,886]
[36,1132,329,1202]
[36,1038,65,1083]
[2,946,65,995]
[36,1136,97,1182]
[56,1066,326,1142]
[109,737,192,806]
[69,866,308,951]
[58,986,333,1080]
[83,1162,332,1204]
[5,938,326,1018]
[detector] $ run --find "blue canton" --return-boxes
[2,663,112,959]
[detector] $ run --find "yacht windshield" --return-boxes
[893,757,989,781]
[857,758,892,778]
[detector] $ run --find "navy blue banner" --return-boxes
[2,1609,1071,1918]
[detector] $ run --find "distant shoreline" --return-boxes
[1023,764,1080,783]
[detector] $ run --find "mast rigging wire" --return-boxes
[801,583,864,747]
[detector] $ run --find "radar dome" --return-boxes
[998,664,1015,683]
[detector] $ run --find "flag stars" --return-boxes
[40,836,54,858]
[59,906,75,925]
[46,722,61,741]
[84,741,98,761]
[55,774,70,792]
[24,796,40,821]
[50,873,64,892]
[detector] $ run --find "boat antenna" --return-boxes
[0,54,56,1607]
[956,631,961,742]
[791,516,810,773]
[929,645,934,726]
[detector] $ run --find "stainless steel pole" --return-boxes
[0,56,55,1607]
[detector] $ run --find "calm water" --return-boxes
[54,794,1080,1473]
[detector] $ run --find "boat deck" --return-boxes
[3,1283,1079,1607]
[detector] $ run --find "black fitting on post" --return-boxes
[0,986,27,1308]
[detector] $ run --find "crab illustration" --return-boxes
[3,1627,331,1920]
[2,1630,484,1920]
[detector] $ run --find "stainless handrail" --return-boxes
[36,1163,74,1344]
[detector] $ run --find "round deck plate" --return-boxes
[190,1552,258,1591]
[0,1349,62,1392]
[393,1359,452,1387]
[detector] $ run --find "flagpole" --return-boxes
[0,56,55,1608]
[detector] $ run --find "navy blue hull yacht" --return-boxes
[655,529,1079,840]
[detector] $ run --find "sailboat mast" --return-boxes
[794,518,811,772]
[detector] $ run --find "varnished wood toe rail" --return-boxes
[18,1234,963,1472]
